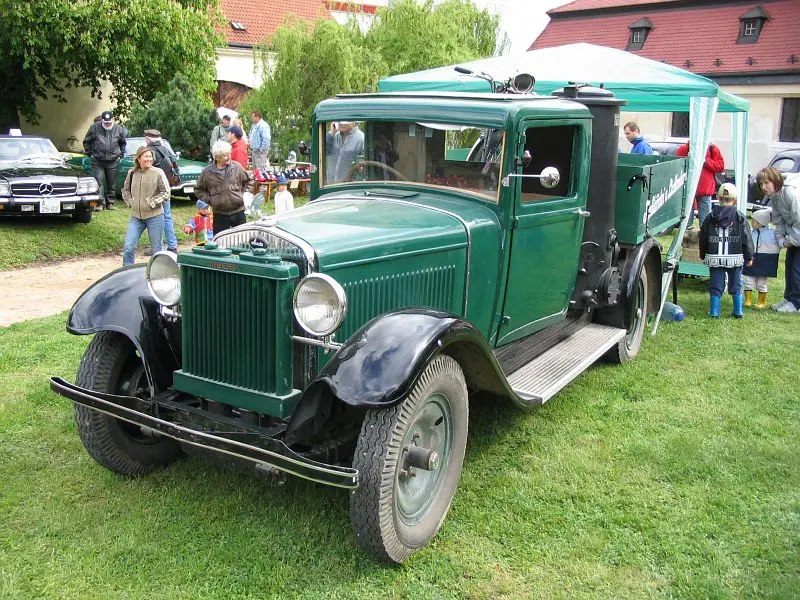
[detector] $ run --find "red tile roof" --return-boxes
[549,0,682,14]
[532,0,800,76]
[218,0,332,47]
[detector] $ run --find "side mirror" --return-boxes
[298,141,309,157]
[512,73,535,94]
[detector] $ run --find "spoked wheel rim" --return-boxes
[114,357,158,443]
[395,392,453,525]
[626,274,646,352]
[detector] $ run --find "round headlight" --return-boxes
[293,274,347,336]
[146,251,181,306]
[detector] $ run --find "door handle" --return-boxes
[576,209,591,218]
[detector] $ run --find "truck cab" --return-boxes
[52,87,677,563]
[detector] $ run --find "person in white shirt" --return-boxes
[274,174,294,214]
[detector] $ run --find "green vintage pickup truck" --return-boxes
[51,84,688,563]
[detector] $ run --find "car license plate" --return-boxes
[40,197,61,214]
[184,187,194,194]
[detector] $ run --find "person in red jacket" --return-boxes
[227,125,249,169]
[676,140,725,228]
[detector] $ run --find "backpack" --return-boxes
[151,144,180,187]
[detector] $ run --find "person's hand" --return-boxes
[746,259,753,266]
[183,225,192,235]
[785,240,793,248]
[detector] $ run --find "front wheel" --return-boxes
[350,354,468,563]
[71,208,93,224]
[74,331,181,476]
[605,268,648,363]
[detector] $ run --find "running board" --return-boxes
[506,324,626,404]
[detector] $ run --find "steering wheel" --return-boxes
[347,160,407,182]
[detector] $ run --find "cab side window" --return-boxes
[521,125,576,202]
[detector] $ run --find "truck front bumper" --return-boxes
[50,377,359,489]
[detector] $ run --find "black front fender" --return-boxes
[309,309,520,408]
[67,264,180,394]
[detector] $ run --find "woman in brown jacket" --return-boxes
[121,145,170,266]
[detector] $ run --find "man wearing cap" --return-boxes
[249,111,271,172]
[82,110,127,210]
[227,126,248,169]
[144,129,180,252]
[210,114,231,152]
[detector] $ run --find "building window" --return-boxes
[780,99,800,142]
[671,113,689,138]
[737,7,768,44]
[626,17,653,51]
[230,21,246,31]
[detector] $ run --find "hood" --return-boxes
[0,164,83,179]
[275,194,468,269]
[710,204,739,228]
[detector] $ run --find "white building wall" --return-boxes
[20,83,114,152]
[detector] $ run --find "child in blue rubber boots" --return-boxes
[699,182,754,318]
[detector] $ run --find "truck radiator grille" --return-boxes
[339,265,457,339]
[181,266,285,395]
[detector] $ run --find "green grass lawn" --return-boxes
[1,268,798,598]
[0,194,309,270]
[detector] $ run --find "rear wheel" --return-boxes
[74,331,181,475]
[350,355,468,563]
[605,268,648,363]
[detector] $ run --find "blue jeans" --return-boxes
[123,214,165,266]
[697,195,712,228]
[785,246,800,309]
[161,199,178,250]
[709,266,742,298]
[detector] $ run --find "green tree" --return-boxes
[238,17,386,162]
[242,0,503,163]
[366,0,506,76]
[0,0,222,131]
[127,74,216,161]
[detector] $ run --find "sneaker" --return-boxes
[167,247,178,253]
[93,206,103,212]
[105,204,116,210]
[773,302,799,314]
[771,298,791,310]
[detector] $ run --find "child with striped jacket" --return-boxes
[699,183,754,318]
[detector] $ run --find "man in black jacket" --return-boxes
[83,111,126,210]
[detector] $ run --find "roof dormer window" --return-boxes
[230,21,246,31]
[627,17,653,51]
[737,6,768,44]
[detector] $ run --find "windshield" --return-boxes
[320,120,504,201]
[125,138,147,156]
[0,138,62,165]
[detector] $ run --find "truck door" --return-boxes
[497,122,586,346]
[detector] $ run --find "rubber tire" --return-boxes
[349,354,468,563]
[605,268,648,363]
[71,208,93,224]
[74,331,181,476]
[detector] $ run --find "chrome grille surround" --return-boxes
[214,224,317,275]
[11,179,78,197]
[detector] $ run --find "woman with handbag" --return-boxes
[121,145,169,266]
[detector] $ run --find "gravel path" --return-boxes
[0,242,193,328]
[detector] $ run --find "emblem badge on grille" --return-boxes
[39,182,54,196]
[248,237,267,249]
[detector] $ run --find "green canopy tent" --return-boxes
[379,43,750,331]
